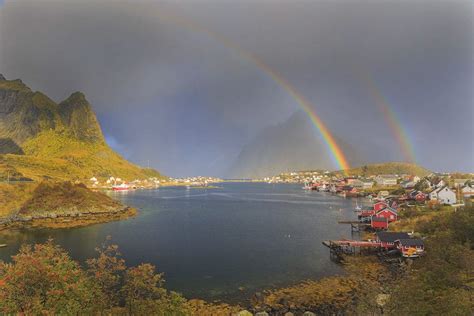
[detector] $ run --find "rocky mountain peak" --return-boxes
[0,74,6,81]
[59,92,104,143]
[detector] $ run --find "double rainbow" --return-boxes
[361,72,416,163]
[153,9,351,173]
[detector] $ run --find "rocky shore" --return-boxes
[0,181,137,230]
[0,206,136,230]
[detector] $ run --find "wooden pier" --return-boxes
[322,239,381,259]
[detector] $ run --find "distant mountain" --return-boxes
[343,162,431,177]
[227,111,364,179]
[0,74,164,181]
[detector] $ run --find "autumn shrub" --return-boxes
[0,238,190,315]
[0,240,102,314]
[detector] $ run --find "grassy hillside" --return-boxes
[0,75,166,182]
[0,130,164,181]
[18,181,123,216]
[339,162,431,177]
[0,182,35,218]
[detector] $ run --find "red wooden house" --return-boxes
[370,217,388,230]
[375,232,410,249]
[395,239,425,258]
[415,192,427,202]
[374,201,389,212]
[375,207,398,222]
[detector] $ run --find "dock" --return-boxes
[322,239,381,259]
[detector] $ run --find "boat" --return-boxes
[302,182,312,190]
[355,200,362,211]
[0,244,7,248]
[112,183,131,191]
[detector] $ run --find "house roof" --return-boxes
[377,207,398,214]
[376,232,410,242]
[429,187,442,194]
[397,239,424,247]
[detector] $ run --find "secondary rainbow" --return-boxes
[363,73,416,163]
[153,9,351,172]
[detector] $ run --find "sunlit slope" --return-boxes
[341,162,431,177]
[0,75,165,181]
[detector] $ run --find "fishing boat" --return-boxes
[0,244,7,248]
[302,182,312,190]
[355,200,362,211]
[112,183,131,191]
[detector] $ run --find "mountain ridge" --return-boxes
[227,110,365,179]
[0,74,164,181]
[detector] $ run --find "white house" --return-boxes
[453,179,469,188]
[461,185,474,198]
[429,186,457,205]
[375,175,398,186]
[432,179,446,188]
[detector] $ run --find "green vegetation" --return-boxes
[19,181,122,216]
[0,76,165,182]
[0,239,189,315]
[386,206,474,314]
[0,79,32,92]
[341,162,431,177]
[0,181,134,228]
[15,129,164,181]
[0,183,35,218]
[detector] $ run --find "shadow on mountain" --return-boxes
[0,138,25,155]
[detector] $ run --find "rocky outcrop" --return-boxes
[0,75,105,146]
[0,82,59,144]
[59,92,105,143]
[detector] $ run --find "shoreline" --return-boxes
[0,206,136,231]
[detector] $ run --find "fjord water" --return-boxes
[0,183,359,302]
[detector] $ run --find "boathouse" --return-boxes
[395,239,425,258]
[375,232,410,249]
[374,201,389,212]
[375,207,398,222]
[370,217,388,230]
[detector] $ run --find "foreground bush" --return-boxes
[0,238,189,315]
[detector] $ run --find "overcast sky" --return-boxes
[1,0,472,176]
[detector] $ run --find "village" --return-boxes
[87,175,223,191]
[322,173,472,261]
[263,170,473,261]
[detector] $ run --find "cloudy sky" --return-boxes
[0,0,472,176]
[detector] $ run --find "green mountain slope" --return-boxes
[341,162,431,177]
[0,74,165,181]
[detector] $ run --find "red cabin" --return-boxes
[375,207,398,222]
[376,232,410,249]
[395,239,425,258]
[374,201,389,212]
[415,192,426,202]
[370,217,388,230]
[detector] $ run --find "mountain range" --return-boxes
[0,74,164,181]
[227,111,365,179]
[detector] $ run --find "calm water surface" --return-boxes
[0,182,361,302]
